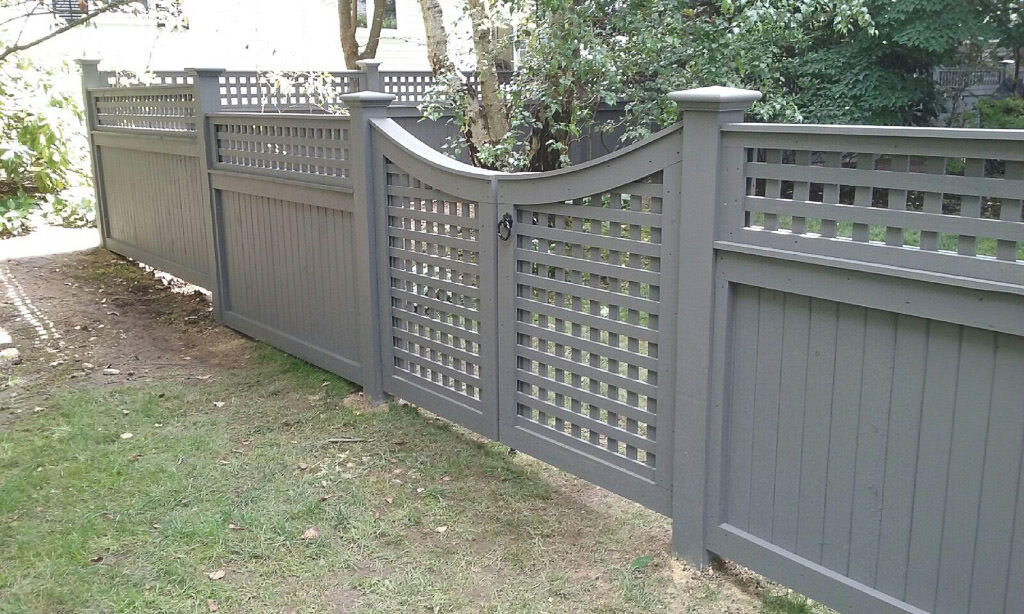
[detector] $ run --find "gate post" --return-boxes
[188,68,226,321]
[76,59,107,248]
[341,91,396,404]
[357,59,383,92]
[669,86,761,566]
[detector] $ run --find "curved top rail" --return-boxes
[371,117,498,203]
[371,117,684,205]
[495,123,681,204]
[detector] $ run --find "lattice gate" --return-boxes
[496,167,678,514]
[378,150,500,439]
[376,127,683,513]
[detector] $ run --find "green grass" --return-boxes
[0,344,679,613]
[761,593,826,614]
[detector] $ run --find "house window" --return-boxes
[152,0,185,28]
[356,0,397,29]
[52,0,87,23]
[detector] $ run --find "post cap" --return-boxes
[356,59,383,69]
[340,91,396,108]
[668,86,762,112]
[185,68,227,78]
[75,58,101,67]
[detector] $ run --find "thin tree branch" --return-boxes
[0,0,139,64]
[0,2,48,30]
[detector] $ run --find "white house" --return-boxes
[0,0,476,72]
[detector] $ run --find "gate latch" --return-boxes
[497,212,514,241]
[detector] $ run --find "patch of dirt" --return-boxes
[323,586,364,614]
[0,244,249,430]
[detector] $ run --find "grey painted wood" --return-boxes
[78,60,109,247]
[724,285,760,531]
[82,76,1024,614]
[218,189,362,380]
[874,316,928,599]
[708,524,930,614]
[847,308,894,587]
[970,336,1024,613]
[717,250,1024,337]
[749,288,783,541]
[98,145,211,287]
[772,293,810,552]
[191,69,226,321]
[670,88,761,564]
[795,298,838,563]
[934,327,994,613]
[715,282,1024,613]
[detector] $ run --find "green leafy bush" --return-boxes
[0,56,94,237]
[976,96,1024,129]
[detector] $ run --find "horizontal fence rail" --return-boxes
[720,124,1024,292]
[79,63,1024,614]
[91,85,198,132]
[96,68,514,110]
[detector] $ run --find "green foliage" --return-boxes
[761,593,818,613]
[0,56,94,236]
[977,96,1024,129]
[430,0,999,171]
[789,0,991,126]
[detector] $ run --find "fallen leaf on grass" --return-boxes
[103,368,120,375]
[435,526,448,533]
[129,453,143,462]
[299,526,321,540]
[297,462,309,471]
[88,555,103,564]
[119,432,133,440]
[207,569,226,581]
[212,401,225,408]
[207,599,219,612]
[227,523,245,531]
[384,495,394,504]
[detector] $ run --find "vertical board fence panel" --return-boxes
[82,69,1024,614]
[708,121,1024,614]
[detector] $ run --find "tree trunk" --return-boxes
[417,0,456,75]
[338,0,386,70]
[465,0,509,143]
[416,0,495,167]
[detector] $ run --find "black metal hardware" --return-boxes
[497,212,514,241]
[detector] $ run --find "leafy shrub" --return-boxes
[0,192,34,237]
[0,56,94,237]
[976,96,1024,129]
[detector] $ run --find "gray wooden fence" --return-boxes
[79,63,1024,614]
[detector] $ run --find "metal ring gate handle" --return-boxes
[497,212,514,241]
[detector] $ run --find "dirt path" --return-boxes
[0,227,247,430]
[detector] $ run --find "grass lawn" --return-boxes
[0,247,828,614]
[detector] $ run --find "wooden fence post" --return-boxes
[357,59,383,92]
[187,68,227,321]
[341,91,396,404]
[670,86,762,566]
[76,59,107,248]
